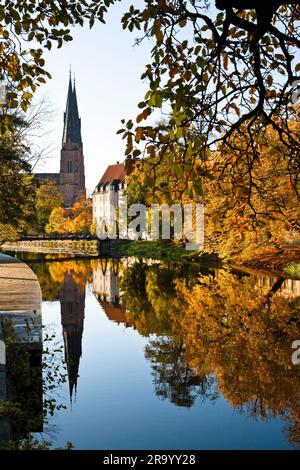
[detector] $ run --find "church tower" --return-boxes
[59,273,85,400]
[59,73,86,207]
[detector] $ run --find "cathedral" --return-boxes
[36,73,86,207]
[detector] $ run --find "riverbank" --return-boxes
[1,238,300,278]
[0,238,221,265]
[115,240,220,264]
[1,239,98,256]
[115,240,300,276]
[115,241,300,279]
[240,246,300,278]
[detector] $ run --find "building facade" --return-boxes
[36,74,86,207]
[92,163,126,237]
[92,259,131,327]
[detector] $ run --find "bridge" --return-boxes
[1,237,125,258]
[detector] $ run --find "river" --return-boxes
[1,253,300,449]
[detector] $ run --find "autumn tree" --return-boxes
[35,179,63,232]
[126,140,207,206]
[1,1,299,251]
[126,122,300,259]
[45,206,69,235]
[1,2,299,190]
[45,196,92,235]
[0,92,57,240]
[0,134,36,240]
[202,125,300,259]
[118,1,300,200]
[68,196,92,234]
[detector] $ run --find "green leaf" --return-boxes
[21,101,28,112]
[173,164,183,177]
[176,127,183,139]
[193,180,203,196]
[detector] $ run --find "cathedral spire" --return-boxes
[62,72,82,146]
[60,71,86,206]
[60,274,85,402]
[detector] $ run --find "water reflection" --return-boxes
[0,254,43,447]
[121,262,300,446]
[30,260,91,401]
[60,273,85,400]
[100,259,300,446]
[0,327,43,446]
[2,253,300,449]
[92,259,130,326]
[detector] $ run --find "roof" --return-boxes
[98,299,132,327]
[98,163,125,187]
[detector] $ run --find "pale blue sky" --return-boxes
[33,1,152,193]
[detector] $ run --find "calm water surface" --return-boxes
[2,254,300,449]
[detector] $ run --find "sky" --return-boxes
[33,1,152,194]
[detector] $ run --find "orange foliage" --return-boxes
[45,196,92,235]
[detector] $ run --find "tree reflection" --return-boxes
[120,260,300,446]
[6,256,300,446]
[120,261,216,407]
[0,319,68,449]
[0,257,92,450]
[145,337,217,408]
[31,259,92,401]
[119,261,200,336]
[30,257,92,301]
[176,270,300,447]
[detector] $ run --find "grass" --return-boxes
[285,263,300,278]
[116,239,219,263]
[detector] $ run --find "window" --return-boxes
[67,302,73,316]
[67,160,73,173]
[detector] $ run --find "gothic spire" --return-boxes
[62,72,82,146]
[63,325,83,401]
